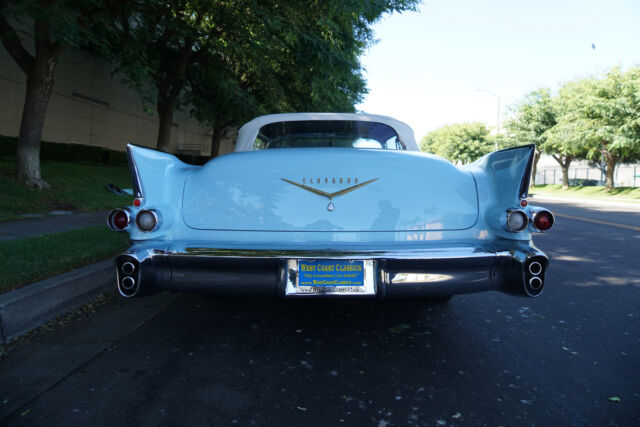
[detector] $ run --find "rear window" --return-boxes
[254,120,405,150]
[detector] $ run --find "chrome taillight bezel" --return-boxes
[136,209,159,232]
[505,208,529,232]
[107,208,132,231]
[530,209,555,232]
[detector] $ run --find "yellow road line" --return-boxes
[554,213,640,231]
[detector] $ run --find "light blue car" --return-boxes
[107,113,554,301]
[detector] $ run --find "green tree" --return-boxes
[104,0,418,153]
[186,54,268,157]
[503,89,556,186]
[0,0,107,189]
[420,122,494,164]
[548,68,640,190]
[100,1,236,153]
[543,110,588,189]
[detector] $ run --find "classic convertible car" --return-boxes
[107,113,554,300]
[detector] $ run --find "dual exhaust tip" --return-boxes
[117,258,139,297]
[524,259,545,297]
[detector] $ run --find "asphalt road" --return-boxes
[1,199,638,426]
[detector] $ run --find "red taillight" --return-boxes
[520,199,528,207]
[133,198,141,207]
[533,210,554,231]
[107,209,130,231]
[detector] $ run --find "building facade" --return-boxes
[0,43,236,156]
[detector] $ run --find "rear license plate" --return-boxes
[299,259,364,286]
[285,259,375,295]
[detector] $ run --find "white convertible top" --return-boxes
[234,112,418,152]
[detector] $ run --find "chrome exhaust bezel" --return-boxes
[121,276,136,290]
[528,261,543,275]
[122,261,135,275]
[529,276,543,290]
[116,256,142,298]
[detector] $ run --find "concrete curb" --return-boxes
[0,259,114,345]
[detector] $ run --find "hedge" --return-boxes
[0,135,209,165]
[0,135,128,165]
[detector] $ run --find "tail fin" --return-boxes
[127,144,197,203]
[469,145,535,205]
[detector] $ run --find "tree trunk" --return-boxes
[531,149,540,186]
[210,123,223,159]
[153,40,195,153]
[156,97,175,153]
[551,155,572,189]
[561,165,570,189]
[16,54,59,189]
[1,14,61,189]
[604,153,616,191]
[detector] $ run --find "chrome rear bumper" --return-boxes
[115,242,549,299]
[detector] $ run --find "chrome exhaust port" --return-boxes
[529,276,543,290]
[122,261,135,275]
[528,261,543,275]
[121,276,136,290]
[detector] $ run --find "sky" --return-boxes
[357,0,640,141]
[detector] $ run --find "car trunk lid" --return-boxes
[182,148,478,232]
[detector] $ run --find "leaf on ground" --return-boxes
[388,324,411,334]
[561,346,578,355]
[297,406,307,411]
[21,409,31,416]
[608,396,621,402]
[452,412,462,419]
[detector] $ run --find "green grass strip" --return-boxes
[531,184,640,201]
[0,160,132,221]
[0,225,130,294]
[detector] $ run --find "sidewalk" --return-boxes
[0,210,109,242]
[0,209,118,344]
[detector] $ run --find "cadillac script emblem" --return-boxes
[281,177,379,211]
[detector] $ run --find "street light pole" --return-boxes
[476,89,501,149]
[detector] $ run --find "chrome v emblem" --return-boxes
[281,178,379,211]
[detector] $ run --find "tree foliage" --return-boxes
[503,89,557,185]
[100,0,418,153]
[500,67,640,190]
[546,68,640,190]
[2,0,419,187]
[504,89,556,147]
[420,122,494,164]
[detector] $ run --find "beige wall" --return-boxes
[0,42,237,156]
